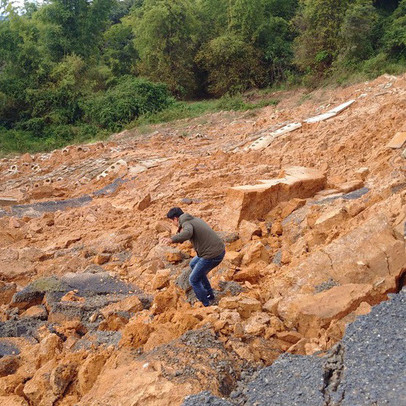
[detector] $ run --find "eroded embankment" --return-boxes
[0,73,406,405]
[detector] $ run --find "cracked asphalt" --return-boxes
[182,287,406,406]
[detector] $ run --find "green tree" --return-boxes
[130,0,200,98]
[383,0,406,58]
[257,16,296,82]
[196,0,228,39]
[338,0,378,62]
[228,0,265,42]
[103,22,138,76]
[263,0,298,20]
[293,0,350,76]
[35,0,114,60]
[196,34,265,96]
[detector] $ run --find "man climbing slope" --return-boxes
[161,207,225,307]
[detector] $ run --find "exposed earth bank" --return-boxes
[0,73,405,405]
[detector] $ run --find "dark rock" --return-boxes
[0,340,20,357]
[176,267,192,292]
[314,187,370,205]
[0,318,46,339]
[73,330,122,351]
[181,198,193,205]
[218,281,244,297]
[61,272,133,296]
[182,391,233,406]
[46,292,131,324]
[0,355,20,377]
[315,278,339,293]
[272,250,282,266]
[11,276,70,310]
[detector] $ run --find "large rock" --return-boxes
[77,353,108,395]
[284,214,406,296]
[278,284,376,337]
[219,296,262,319]
[221,167,326,230]
[11,277,69,310]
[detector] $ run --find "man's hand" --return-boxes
[160,237,172,245]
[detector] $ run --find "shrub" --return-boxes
[82,76,173,131]
[196,34,266,97]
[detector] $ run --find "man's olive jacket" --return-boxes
[170,213,225,259]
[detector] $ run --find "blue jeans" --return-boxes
[189,251,225,306]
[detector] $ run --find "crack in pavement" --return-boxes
[321,343,345,406]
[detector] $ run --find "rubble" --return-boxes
[0,73,406,405]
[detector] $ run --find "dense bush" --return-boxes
[82,76,174,131]
[196,34,266,97]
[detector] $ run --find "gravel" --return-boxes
[337,289,406,405]
[183,391,233,406]
[244,354,325,406]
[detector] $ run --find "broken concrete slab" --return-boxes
[304,100,355,124]
[304,112,336,124]
[246,123,302,151]
[96,159,128,180]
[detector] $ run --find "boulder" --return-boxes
[152,269,171,290]
[278,284,376,337]
[23,360,58,405]
[165,249,184,263]
[232,262,263,284]
[219,296,262,319]
[77,353,107,395]
[20,305,48,320]
[244,312,271,335]
[262,297,282,314]
[238,220,261,244]
[285,214,406,296]
[221,167,326,230]
[241,241,269,265]
[136,193,151,211]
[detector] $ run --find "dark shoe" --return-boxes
[207,293,215,301]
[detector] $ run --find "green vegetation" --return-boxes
[0,0,405,154]
[132,95,279,127]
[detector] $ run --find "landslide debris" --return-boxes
[0,73,406,405]
[189,287,406,406]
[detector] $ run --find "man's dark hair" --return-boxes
[167,207,184,220]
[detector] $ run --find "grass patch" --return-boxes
[129,94,279,128]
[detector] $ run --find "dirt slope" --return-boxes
[0,73,405,405]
